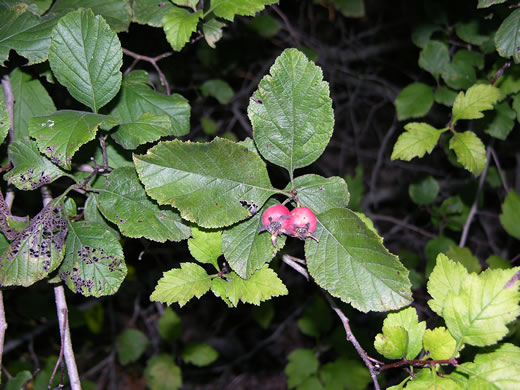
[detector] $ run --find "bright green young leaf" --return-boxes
[394,82,434,121]
[285,349,319,389]
[209,277,233,307]
[211,0,278,21]
[480,101,516,140]
[449,131,487,175]
[188,225,222,270]
[495,9,520,63]
[145,354,182,390]
[201,79,234,104]
[445,245,482,274]
[162,7,202,51]
[110,71,190,144]
[374,325,408,359]
[222,199,286,279]
[48,9,122,112]
[132,0,174,27]
[0,202,67,287]
[10,68,56,139]
[59,221,127,297]
[222,265,288,306]
[29,110,117,169]
[406,368,462,390]
[408,176,439,205]
[133,138,277,228]
[158,307,182,342]
[305,208,412,312]
[248,14,280,38]
[5,138,66,191]
[423,327,456,360]
[116,328,149,365]
[344,165,363,211]
[427,253,469,315]
[500,189,520,240]
[478,0,507,8]
[96,167,191,242]
[150,262,212,307]
[391,122,442,161]
[182,342,219,366]
[287,175,350,213]
[418,40,450,79]
[248,48,334,173]
[383,307,426,360]
[452,84,500,122]
[203,18,226,48]
[0,95,9,144]
[84,194,120,240]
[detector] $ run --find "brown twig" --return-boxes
[378,358,458,372]
[489,146,510,193]
[491,61,511,85]
[122,48,173,95]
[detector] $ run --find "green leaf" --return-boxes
[5,138,65,190]
[344,166,363,212]
[132,0,174,27]
[6,370,31,390]
[406,368,462,390]
[200,117,217,135]
[162,7,202,51]
[0,202,67,287]
[222,199,286,279]
[28,110,116,169]
[391,122,441,161]
[188,225,222,270]
[211,0,277,21]
[297,296,332,339]
[480,101,516,140]
[319,359,370,390]
[411,23,442,48]
[59,221,127,297]
[173,0,199,10]
[116,328,149,365]
[394,82,434,121]
[145,354,182,390]
[48,9,122,112]
[182,342,219,366]
[158,307,182,342]
[285,349,319,389]
[486,254,511,270]
[453,49,484,71]
[445,245,482,274]
[202,18,226,48]
[133,138,277,228]
[456,20,491,47]
[209,277,233,307]
[496,9,520,63]
[248,14,280,38]
[96,167,191,243]
[500,189,520,240]
[84,194,120,240]
[374,325,408,359]
[0,94,9,144]
[408,176,439,205]
[423,327,456,360]
[332,0,365,18]
[305,208,412,312]
[150,262,212,307]
[478,0,507,7]
[84,303,104,334]
[382,307,426,360]
[418,40,450,79]
[441,60,476,90]
[110,71,190,144]
[287,174,350,213]
[449,131,487,176]
[248,48,334,173]
[452,84,500,122]
[10,68,56,140]
[221,265,288,306]
[201,79,234,104]
[252,301,275,329]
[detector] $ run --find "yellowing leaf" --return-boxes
[391,122,441,161]
[452,84,500,122]
[449,131,487,175]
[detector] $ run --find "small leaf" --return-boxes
[248,14,280,38]
[96,167,191,242]
[418,41,450,79]
[441,60,476,90]
[201,117,217,135]
[203,18,226,48]
[116,328,149,365]
[394,82,434,121]
[252,301,275,329]
[133,0,175,27]
[411,23,442,48]
[486,254,511,270]
[158,307,182,342]
[374,326,408,359]
[182,342,219,366]
[305,208,412,312]
[391,122,441,161]
[297,296,332,339]
[145,354,182,390]
[452,84,500,122]
[188,225,222,270]
[6,370,32,390]
[383,307,427,360]
[500,189,520,240]
[112,113,171,150]
[333,0,365,18]
[134,138,277,228]
[478,0,507,7]
[211,0,277,21]
[285,349,319,389]
[408,176,439,205]
[445,245,482,274]
[495,9,520,63]
[423,327,456,360]
[287,174,350,213]
[5,138,65,190]
[456,20,491,46]
[0,95,9,144]
[162,7,202,51]
[449,131,487,176]
[150,262,212,307]
[480,101,516,140]
[248,48,334,173]
[344,166,363,211]
[201,79,234,104]
[173,0,199,10]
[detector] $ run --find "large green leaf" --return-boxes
[222,199,286,279]
[96,167,191,243]
[500,189,520,240]
[495,9,520,63]
[10,68,56,140]
[131,0,174,27]
[211,0,277,21]
[110,71,190,148]
[452,84,500,122]
[418,40,450,79]
[59,221,127,297]
[162,6,202,51]
[305,208,412,312]
[449,131,487,176]
[0,202,67,287]
[394,82,434,121]
[391,122,442,161]
[28,110,117,169]
[248,48,334,174]
[48,9,122,112]
[287,174,349,213]
[5,138,66,190]
[134,138,278,228]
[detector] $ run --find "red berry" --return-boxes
[259,204,290,246]
[287,207,318,241]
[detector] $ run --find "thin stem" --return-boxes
[122,48,173,95]
[489,146,510,193]
[370,214,437,238]
[379,358,458,372]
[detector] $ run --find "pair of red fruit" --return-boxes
[259,204,318,246]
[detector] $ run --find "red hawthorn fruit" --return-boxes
[287,207,318,241]
[259,204,291,246]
